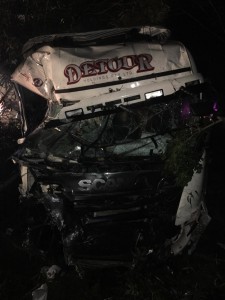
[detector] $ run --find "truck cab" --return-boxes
[10,26,211,268]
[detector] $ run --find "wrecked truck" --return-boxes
[3,26,215,268]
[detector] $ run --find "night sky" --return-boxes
[168,0,225,94]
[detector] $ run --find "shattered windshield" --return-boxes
[20,96,191,165]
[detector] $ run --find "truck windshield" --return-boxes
[20,96,190,164]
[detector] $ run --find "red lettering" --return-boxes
[107,57,123,72]
[136,54,154,72]
[95,59,108,74]
[64,53,154,85]
[64,64,82,84]
[80,61,97,77]
[121,55,137,70]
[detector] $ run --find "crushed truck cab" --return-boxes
[12,26,203,120]
[11,26,211,268]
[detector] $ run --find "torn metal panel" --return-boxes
[171,206,211,255]
[0,74,24,131]
[169,151,211,255]
[175,152,207,226]
[0,74,26,166]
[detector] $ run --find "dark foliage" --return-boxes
[0,0,169,68]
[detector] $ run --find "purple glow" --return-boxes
[213,101,218,112]
[181,100,191,119]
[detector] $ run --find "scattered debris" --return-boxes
[45,265,61,281]
[32,284,48,300]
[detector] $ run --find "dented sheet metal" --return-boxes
[22,26,170,53]
[8,27,213,268]
[11,26,202,111]
[0,74,23,129]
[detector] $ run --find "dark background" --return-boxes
[0,0,225,95]
[1,0,225,299]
